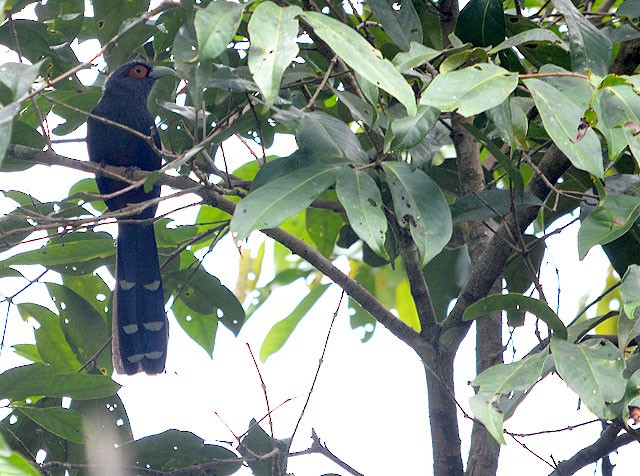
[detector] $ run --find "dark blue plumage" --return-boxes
[87,61,173,374]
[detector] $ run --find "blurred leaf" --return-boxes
[240,419,290,476]
[621,265,640,320]
[0,61,42,100]
[392,41,440,73]
[0,102,20,165]
[305,206,343,257]
[395,279,420,331]
[260,284,330,361]
[450,190,542,222]
[473,349,548,393]
[551,338,625,419]
[172,298,218,357]
[0,434,40,476]
[302,11,417,115]
[490,28,566,54]
[387,105,440,151]
[0,363,54,401]
[248,3,300,107]
[382,162,452,267]
[92,0,150,46]
[469,391,505,444]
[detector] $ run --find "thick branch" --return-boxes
[549,425,639,476]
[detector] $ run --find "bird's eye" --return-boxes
[127,65,149,78]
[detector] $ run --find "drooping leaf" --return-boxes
[420,63,517,117]
[368,0,422,50]
[525,78,603,178]
[469,391,506,444]
[621,265,640,320]
[194,0,244,62]
[0,61,42,100]
[301,11,417,115]
[260,284,330,361]
[382,162,452,267]
[464,293,568,339]
[551,338,626,419]
[387,105,440,151]
[335,168,388,258]
[392,42,441,73]
[248,3,301,107]
[473,349,548,393]
[490,29,567,54]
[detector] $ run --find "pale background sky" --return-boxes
[0,2,637,475]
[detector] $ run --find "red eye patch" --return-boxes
[126,64,149,78]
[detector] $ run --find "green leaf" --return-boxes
[336,168,388,258]
[489,29,567,54]
[382,162,452,267]
[230,156,345,239]
[248,3,301,107]
[473,349,548,393]
[194,0,244,62]
[260,284,330,361]
[621,265,640,320]
[241,419,290,476]
[450,190,542,222]
[0,234,115,268]
[18,303,82,372]
[0,61,42,100]
[550,338,626,419]
[469,391,506,444]
[305,206,344,258]
[550,0,611,76]
[420,63,517,117]
[122,429,241,473]
[0,363,54,401]
[387,105,440,151]
[0,102,20,165]
[618,308,640,350]
[301,11,416,115]
[464,293,568,339]
[297,111,368,163]
[42,373,120,400]
[578,194,640,259]
[16,406,92,444]
[92,0,150,45]
[525,78,603,178]
[455,0,505,48]
[392,42,441,73]
[172,295,218,357]
[368,0,422,50]
[0,434,40,476]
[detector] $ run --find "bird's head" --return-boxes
[102,61,175,100]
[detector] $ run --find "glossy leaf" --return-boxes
[336,168,388,258]
[302,11,417,115]
[392,42,441,73]
[230,156,345,239]
[525,78,603,178]
[551,338,626,419]
[382,162,452,267]
[420,64,517,117]
[0,363,54,401]
[490,29,567,54]
[248,3,301,107]
[464,293,568,339]
[260,284,330,361]
[194,0,244,62]
[368,0,422,50]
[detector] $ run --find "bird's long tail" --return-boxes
[113,222,167,375]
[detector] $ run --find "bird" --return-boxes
[86,61,174,375]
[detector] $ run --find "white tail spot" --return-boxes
[126,353,144,363]
[143,321,165,331]
[119,280,136,291]
[122,324,139,334]
[145,351,164,360]
[143,280,161,291]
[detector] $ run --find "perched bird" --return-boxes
[87,61,174,375]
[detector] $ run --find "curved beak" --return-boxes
[149,65,176,80]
